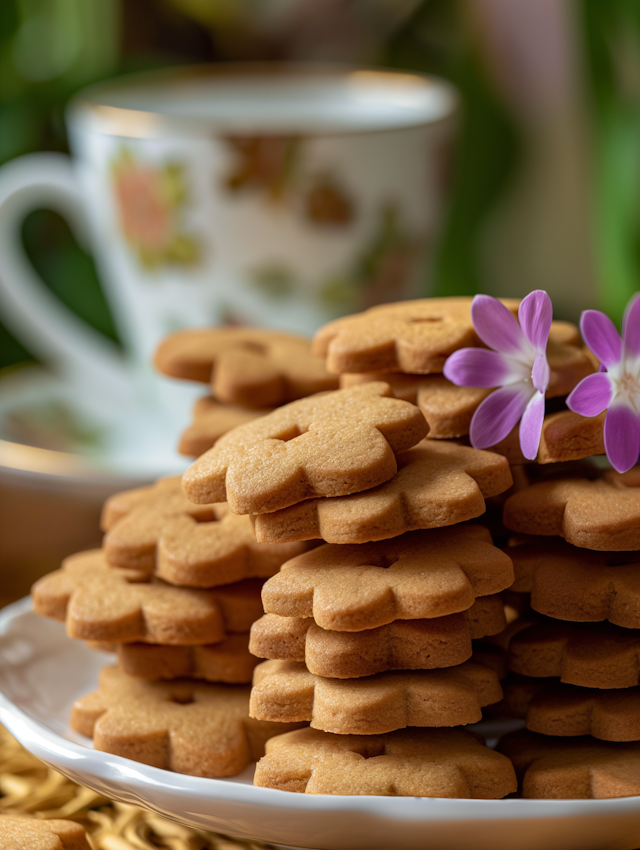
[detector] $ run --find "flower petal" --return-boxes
[622,292,640,358]
[469,384,533,449]
[443,348,528,388]
[581,310,622,369]
[519,290,553,352]
[604,402,640,473]
[531,351,550,394]
[471,295,527,356]
[566,372,612,417]
[519,391,545,460]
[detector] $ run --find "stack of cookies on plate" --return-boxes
[28,330,344,780]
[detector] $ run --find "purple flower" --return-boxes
[443,291,552,460]
[566,293,640,473]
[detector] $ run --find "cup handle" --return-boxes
[0,152,134,402]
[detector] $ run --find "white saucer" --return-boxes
[2,600,640,850]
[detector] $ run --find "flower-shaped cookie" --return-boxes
[72,665,301,777]
[499,729,640,798]
[0,817,91,850]
[154,327,338,407]
[182,382,428,513]
[32,550,263,643]
[254,727,517,797]
[261,526,514,631]
[492,410,605,466]
[503,467,640,550]
[249,595,506,679]
[507,537,640,628]
[509,619,640,689]
[313,297,520,374]
[253,441,512,545]
[250,659,502,733]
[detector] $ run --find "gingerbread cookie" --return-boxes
[249,595,506,679]
[0,816,91,850]
[250,659,502,733]
[178,396,272,457]
[503,680,640,741]
[509,620,640,689]
[262,526,514,631]
[508,537,640,628]
[492,410,605,466]
[313,297,519,374]
[183,382,428,513]
[254,726,517,797]
[32,550,263,643]
[154,327,338,408]
[72,665,301,777]
[503,467,640,550]
[102,477,308,583]
[499,729,640,798]
[254,442,512,545]
[117,634,257,683]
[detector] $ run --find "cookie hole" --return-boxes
[408,316,443,323]
[371,555,399,570]
[239,341,267,355]
[605,552,640,567]
[275,425,306,443]
[168,693,195,705]
[356,743,386,759]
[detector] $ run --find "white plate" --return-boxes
[2,599,640,850]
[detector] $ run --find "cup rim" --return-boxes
[68,62,458,139]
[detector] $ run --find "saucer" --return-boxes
[2,599,640,850]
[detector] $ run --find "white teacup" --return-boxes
[0,65,457,407]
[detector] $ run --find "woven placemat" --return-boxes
[0,724,275,849]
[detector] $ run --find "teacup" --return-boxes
[0,64,457,407]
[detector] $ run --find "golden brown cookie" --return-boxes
[117,634,257,683]
[102,477,308,583]
[154,327,338,407]
[261,526,514,631]
[313,297,520,374]
[502,679,640,741]
[339,322,594,437]
[0,816,91,850]
[178,396,272,457]
[499,729,640,798]
[250,659,502,733]
[249,595,506,679]
[254,726,517,797]
[503,467,640,550]
[492,410,605,466]
[182,382,428,513]
[508,537,640,628]
[71,665,302,777]
[32,550,263,643]
[508,619,640,689]
[254,441,512,545]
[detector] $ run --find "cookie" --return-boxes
[508,537,640,628]
[154,327,338,407]
[509,619,640,689]
[249,595,506,679]
[253,441,512,545]
[71,665,302,777]
[117,633,257,683]
[0,816,91,850]
[339,323,594,438]
[499,729,640,798]
[313,297,520,374]
[182,382,428,513]
[261,526,514,631]
[503,467,640,550]
[502,679,640,741]
[102,477,308,583]
[250,659,502,733]
[254,726,517,797]
[492,410,605,466]
[32,550,263,643]
[178,396,272,457]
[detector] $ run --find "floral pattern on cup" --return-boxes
[111,148,200,271]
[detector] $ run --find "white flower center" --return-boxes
[611,357,640,413]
